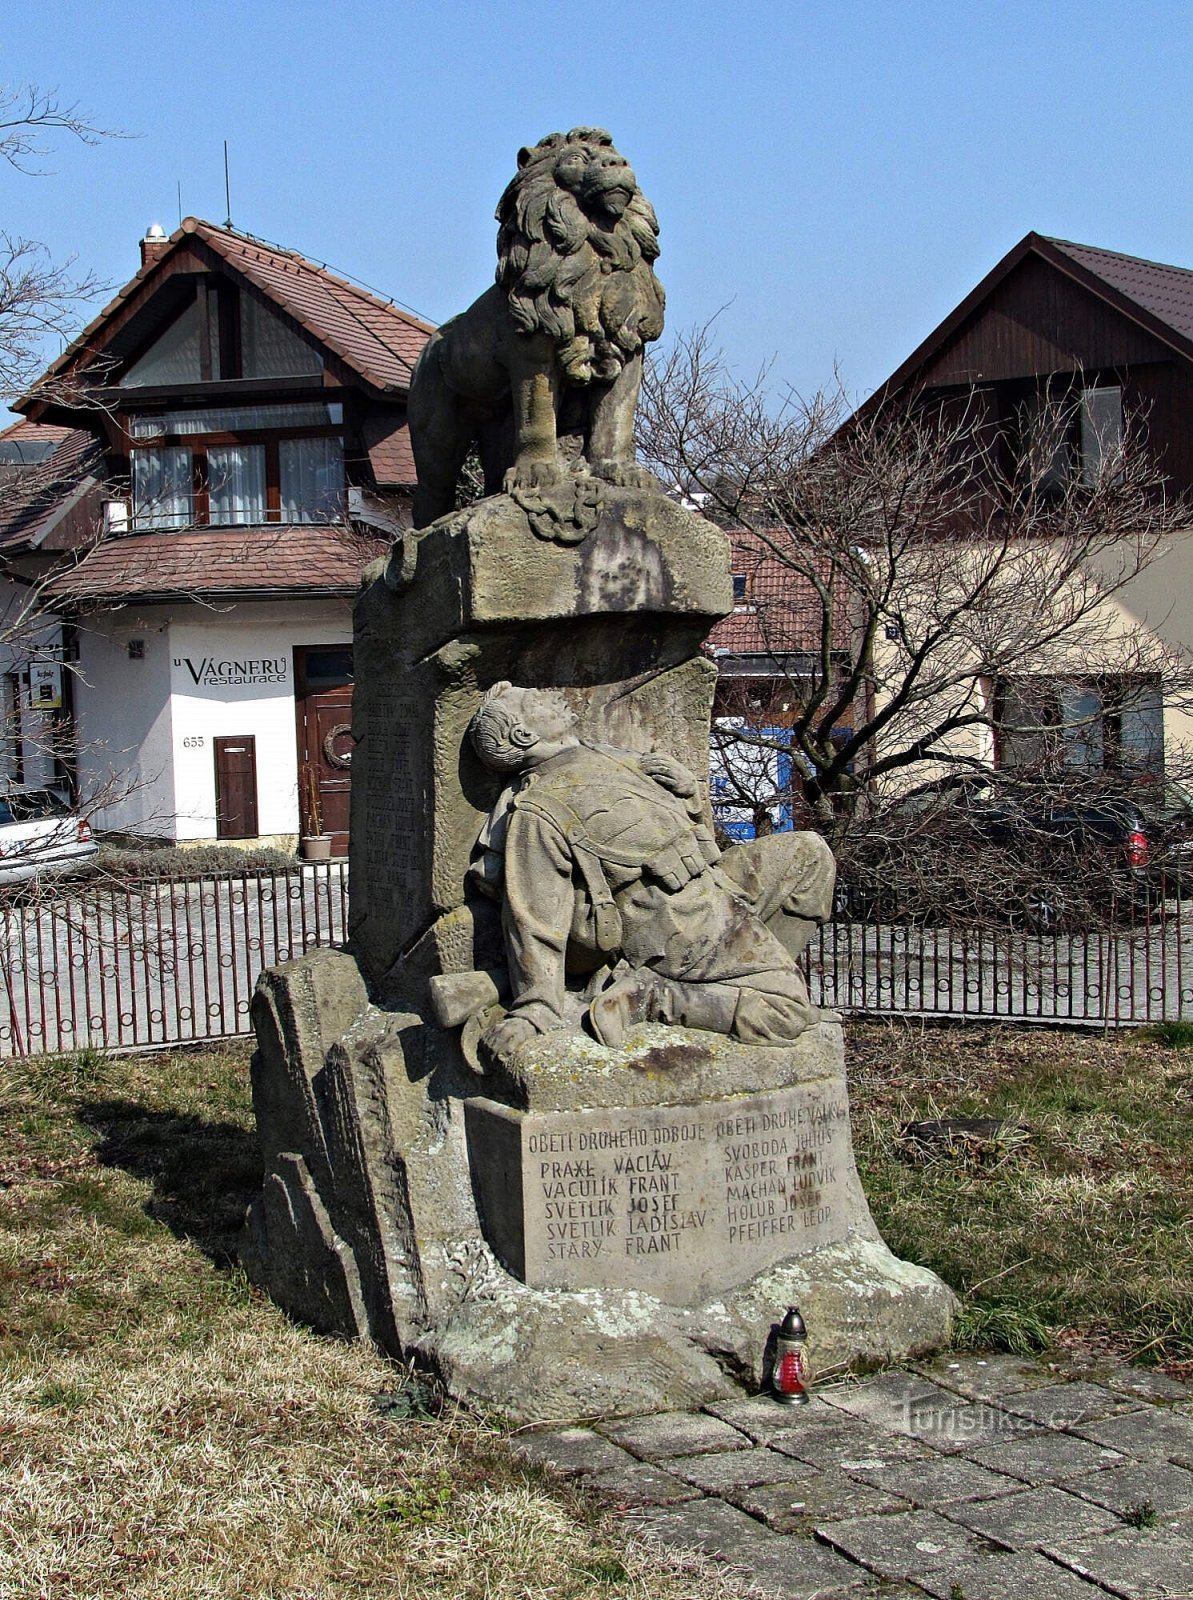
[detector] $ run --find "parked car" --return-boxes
[836,772,1166,929]
[0,787,98,887]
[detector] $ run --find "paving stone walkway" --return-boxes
[513,1354,1193,1598]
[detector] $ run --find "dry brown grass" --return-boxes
[0,1045,738,1600]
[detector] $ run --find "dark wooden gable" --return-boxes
[917,252,1174,388]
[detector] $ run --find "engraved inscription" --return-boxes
[508,1084,867,1303]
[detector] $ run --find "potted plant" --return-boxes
[300,768,332,861]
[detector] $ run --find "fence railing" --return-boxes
[0,862,1188,1056]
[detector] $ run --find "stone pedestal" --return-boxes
[241,947,956,1423]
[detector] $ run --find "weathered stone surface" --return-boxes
[964,1431,1129,1484]
[998,1382,1138,1428]
[349,486,727,994]
[464,1067,874,1304]
[510,1427,639,1479]
[1062,1459,1193,1518]
[630,1500,866,1597]
[1044,1523,1193,1597]
[912,1352,1067,1403]
[730,1465,910,1532]
[770,1417,939,1472]
[668,1446,822,1493]
[1103,1369,1192,1404]
[815,1507,998,1578]
[599,1411,750,1460]
[945,1484,1121,1548]
[843,1455,1020,1508]
[913,1550,1114,1600]
[1075,1408,1193,1467]
[583,1461,702,1507]
[703,1392,845,1441]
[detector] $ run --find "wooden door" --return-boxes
[214,736,259,838]
[294,645,354,855]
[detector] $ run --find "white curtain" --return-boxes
[132,447,193,529]
[279,437,344,522]
[208,444,267,526]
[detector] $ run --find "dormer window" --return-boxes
[121,280,323,386]
[128,401,344,530]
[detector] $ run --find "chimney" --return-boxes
[140,222,169,270]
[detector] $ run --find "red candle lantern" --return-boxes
[771,1305,810,1405]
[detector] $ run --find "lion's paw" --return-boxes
[504,460,567,494]
[590,460,660,491]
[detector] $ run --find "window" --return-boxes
[121,280,322,386]
[997,676,1162,779]
[128,403,344,530]
[132,445,193,529]
[1014,382,1122,493]
[732,573,747,603]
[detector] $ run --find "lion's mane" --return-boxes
[494,127,665,384]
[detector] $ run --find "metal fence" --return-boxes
[0,862,1189,1056]
[0,863,349,1058]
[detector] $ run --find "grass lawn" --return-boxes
[848,1020,1193,1376]
[0,1047,736,1600]
[0,1022,1188,1595]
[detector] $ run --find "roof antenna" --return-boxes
[176,180,182,228]
[223,140,232,229]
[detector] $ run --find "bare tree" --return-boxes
[637,325,1193,872]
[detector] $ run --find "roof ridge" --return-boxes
[1045,235,1193,277]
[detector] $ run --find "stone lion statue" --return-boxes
[407,128,666,528]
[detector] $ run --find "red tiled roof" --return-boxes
[708,530,847,656]
[44,524,386,603]
[25,217,434,403]
[0,421,105,551]
[1046,237,1193,347]
[361,413,417,485]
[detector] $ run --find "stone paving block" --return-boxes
[998,1381,1138,1428]
[583,1460,702,1507]
[843,1454,1020,1507]
[770,1416,938,1472]
[511,1426,638,1478]
[630,1499,867,1597]
[965,1429,1128,1485]
[912,1352,1062,1402]
[903,1401,1042,1454]
[703,1392,844,1441]
[670,1446,821,1493]
[599,1411,751,1460]
[1045,1523,1193,1597]
[1063,1460,1193,1520]
[1104,1369,1192,1405]
[1076,1408,1193,1468]
[815,1506,1000,1580]
[823,1370,966,1431]
[913,1549,1117,1599]
[945,1484,1122,1549]
[728,1464,910,1533]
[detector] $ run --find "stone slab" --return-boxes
[1044,1524,1193,1597]
[599,1411,750,1460]
[669,1446,825,1493]
[998,1382,1139,1428]
[843,1455,1021,1507]
[770,1417,939,1472]
[1075,1409,1193,1468]
[965,1431,1130,1485]
[1063,1460,1193,1519]
[465,1074,874,1304]
[703,1393,847,1442]
[815,1507,999,1579]
[1104,1370,1192,1404]
[913,1352,1071,1403]
[913,1550,1114,1600]
[511,1426,638,1478]
[945,1484,1122,1549]
[583,1460,702,1507]
[630,1500,868,1597]
[729,1466,910,1532]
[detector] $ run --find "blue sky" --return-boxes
[5,2,1193,416]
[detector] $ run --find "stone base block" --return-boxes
[242,947,957,1424]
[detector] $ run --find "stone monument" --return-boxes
[241,128,955,1423]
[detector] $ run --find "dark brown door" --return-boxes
[214,736,259,839]
[294,645,353,855]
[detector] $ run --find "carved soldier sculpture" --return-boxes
[465,683,835,1068]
